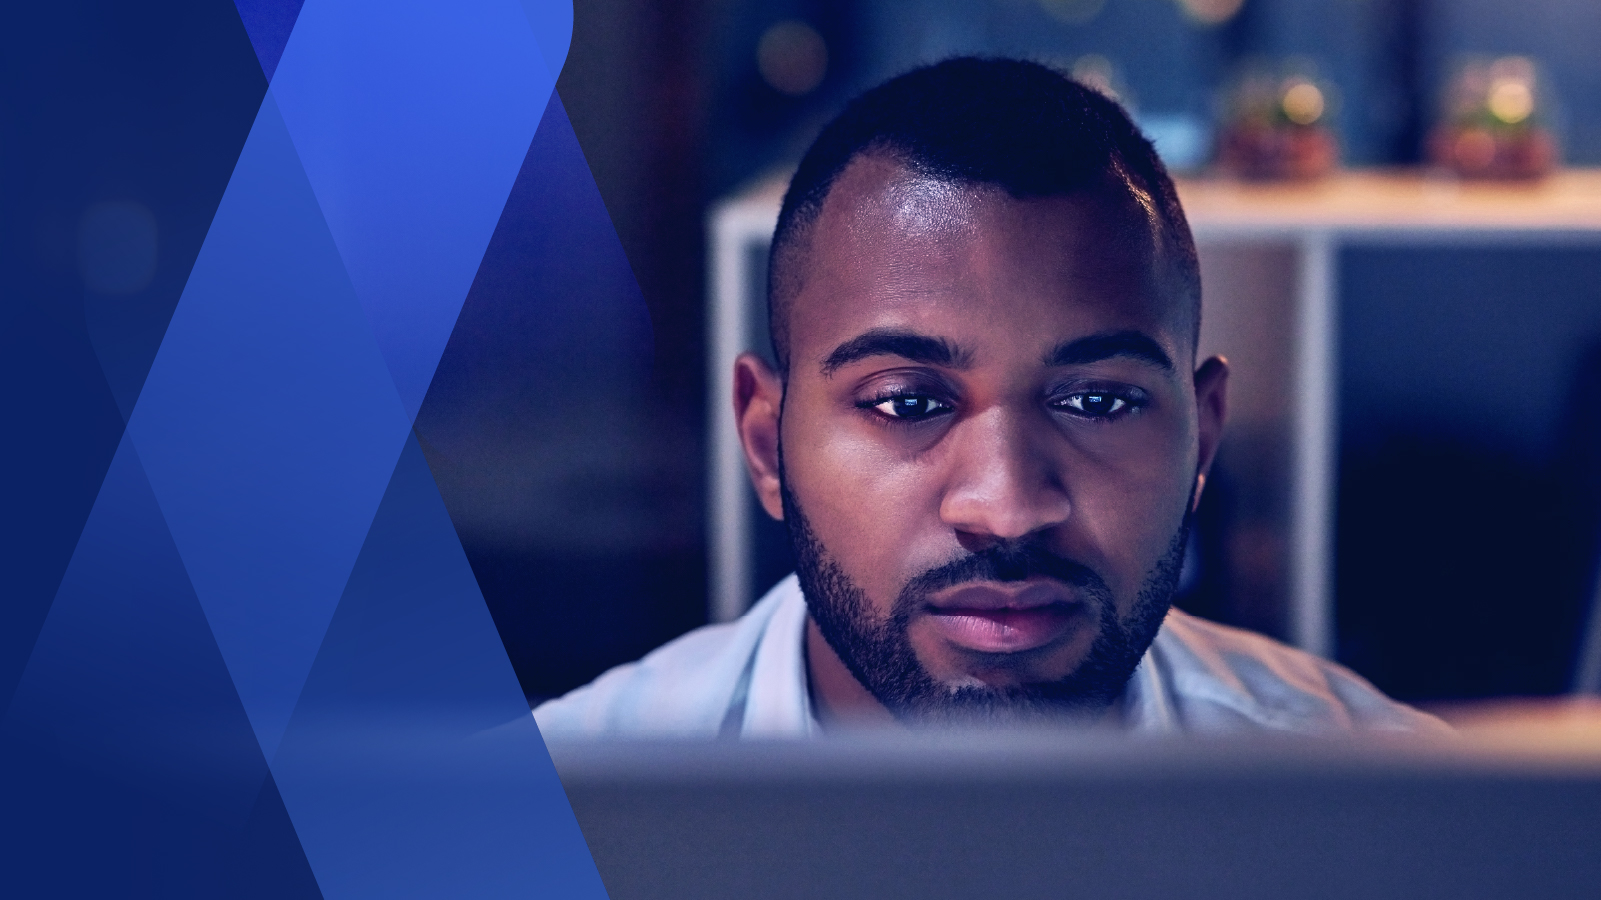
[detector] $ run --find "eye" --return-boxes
[1058,392,1130,418]
[867,394,952,420]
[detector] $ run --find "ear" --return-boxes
[1191,355,1229,513]
[734,352,786,520]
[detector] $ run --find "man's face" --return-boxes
[739,154,1223,724]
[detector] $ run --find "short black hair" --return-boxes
[767,56,1200,374]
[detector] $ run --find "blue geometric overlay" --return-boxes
[232,0,306,81]
[1,435,321,896]
[272,0,559,418]
[4,0,611,895]
[0,0,265,737]
[517,0,574,83]
[274,435,602,896]
[130,90,409,762]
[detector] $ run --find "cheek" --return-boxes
[781,403,944,600]
[1064,418,1197,600]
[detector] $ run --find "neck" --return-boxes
[804,614,899,728]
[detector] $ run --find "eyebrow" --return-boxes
[821,329,974,376]
[1044,330,1174,372]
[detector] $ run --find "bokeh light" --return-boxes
[77,200,158,294]
[1217,65,1340,179]
[1431,55,1554,178]
[1452,128,1497,169]
[757,20,828,97]
[1281,80,1325,125]
[1488,81,1533,124]
[1486,58,1537,125]
[1070,55,1119,100]
[1176,0,1248,25]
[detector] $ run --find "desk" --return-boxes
[707,170,1601,658]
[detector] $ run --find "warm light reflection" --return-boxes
[1281,81,1325,125]
[1176,0,1247,25]
[1452,127,1497,170]
[1071,55,1119,100]
[1430,54,1554,178]
[757,20,828,97]
[1488,80,1534,124]
[1217,64,1339,179]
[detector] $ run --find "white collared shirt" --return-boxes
[533,575,1446,737]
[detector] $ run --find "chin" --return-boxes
[899,680,1118,728]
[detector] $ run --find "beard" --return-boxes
[782,480,1188,727]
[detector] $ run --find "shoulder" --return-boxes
[1149,609,1449,734]
[532,579,796,737]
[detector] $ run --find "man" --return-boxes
[536,57,1442,737]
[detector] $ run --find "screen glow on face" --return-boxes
[765,159,1213,718]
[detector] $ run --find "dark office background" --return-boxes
[12,0,1596,711]
[429,0,1601,706]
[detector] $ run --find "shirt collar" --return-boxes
[739,578,818,737]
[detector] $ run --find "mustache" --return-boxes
[893,538,1113,614]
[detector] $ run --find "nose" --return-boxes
[938,407,1073,542]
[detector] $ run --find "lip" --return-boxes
[926,580,1075,613]
[921,580,1087,654]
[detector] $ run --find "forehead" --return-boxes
[789,155,1187,368]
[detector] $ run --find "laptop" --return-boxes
[549,728,1601,900]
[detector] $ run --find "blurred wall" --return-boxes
[1338,244,1601,700]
